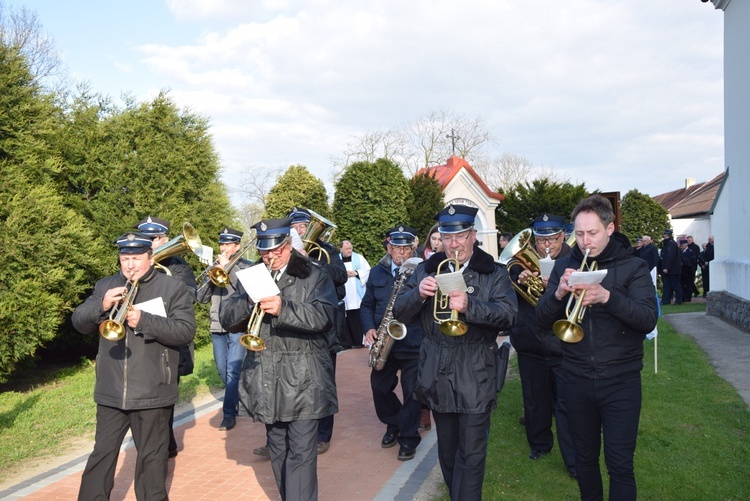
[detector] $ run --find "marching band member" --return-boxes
[136,215,196,458]
[392,204,517,501]
[72,232,196,500]
[507,214,576,477]
[220,218,338,501]
[361,225,425,461]
[536,195,658,501]
[196,227,252,432]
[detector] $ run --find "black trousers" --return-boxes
[517,353,576,467]
[266,419,319,501]
[341,308,364,348]
[318,351,337,443]
[565,372,642,501]
[78,404,171,501]
[433,410,492,501]
[370,351,421,448]
[661,274,682,305]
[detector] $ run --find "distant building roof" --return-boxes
[652,172,724,218]
[415,156,504,202]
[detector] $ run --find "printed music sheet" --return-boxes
[135,297,167,318]
[567,269,608,286]
[539,257,555,280]
[236,264,281,302]
[435,270,467,294]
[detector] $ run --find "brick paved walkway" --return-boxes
[0,349,438,500]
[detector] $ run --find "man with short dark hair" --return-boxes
[220,218,338,500]
[499,232,513,250]
[537,194,658,501]
[72,232,196,500]
[679,239,697,303]
[508,214,576,477]
[393,204,518,500]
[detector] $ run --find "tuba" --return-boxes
[301,209,336,263]
[553,249,598,343]
[99,279,139,341]
[433,252,469,336]
[499,229,545,306]
[153,222,203,275]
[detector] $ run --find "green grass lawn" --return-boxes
[457,302,750,501]
[0,341,223,485]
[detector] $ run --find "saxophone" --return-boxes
[368,257,421,371]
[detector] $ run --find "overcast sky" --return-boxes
[18,0,725,207]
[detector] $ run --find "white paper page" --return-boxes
[539,258,555,280]
[435,270,467,294]
[567,269,608,286]
[200,246,214,266]
[134,297,167,318]
[235,264,281,302]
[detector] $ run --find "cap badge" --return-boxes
[127,233,136,241]
[222,227,228,234]
[448,205,455,215]
[260,222,267,232]
[146,216,153,223]
[398,226,404,232]
[543,214,549,222]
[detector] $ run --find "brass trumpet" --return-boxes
[197,238,256,289]
[99,279,139,341]
[239,259,276,351]
[553,249,598,343]
[433,251,468,337]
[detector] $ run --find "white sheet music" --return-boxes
[200,246,214,265]
[567,269,608,286]
[134,297,167,318]
[539,257,555,280]
[236,264,281,302]
[435,270,467,294]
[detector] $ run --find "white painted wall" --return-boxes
[711,0,750,300]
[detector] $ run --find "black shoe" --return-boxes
[397,445,416,461]
[381,431,399,448]
[529,450,550,460]
[567,466,577,478]
[219,416,236,431]
[518,415,526,426]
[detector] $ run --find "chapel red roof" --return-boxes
[415,156,504,202]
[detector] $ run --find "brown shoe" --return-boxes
[317,441,330,455]
[253,445,270,457]
[419,409,431,430]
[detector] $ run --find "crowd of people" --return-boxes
[72,195,714,500]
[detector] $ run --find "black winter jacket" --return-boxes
[360,253,425,354]
[72,266,196,409]
[219,250,339,423]
[660,237,681,276]
[393,247,517,414]
[536,232,659,379]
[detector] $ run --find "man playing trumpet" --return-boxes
[392,204,517,500]
[72,232,196,500]
[220,218,338,501]
[536,195,658,501]
[507,214,576,477]
[196,227,252,432]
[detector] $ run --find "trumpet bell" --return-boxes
[552,319,583,343]
[207,267,230,288]
[240,333,265,351]
[440,319,469,337]
[153,222,203,263]
[99,320,125,341]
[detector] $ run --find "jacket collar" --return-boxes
[424,246,496,274]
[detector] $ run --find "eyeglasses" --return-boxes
[441,231,472,245]
[534,233,562,245]
[390,245,412,253]
[260,241,289,255]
